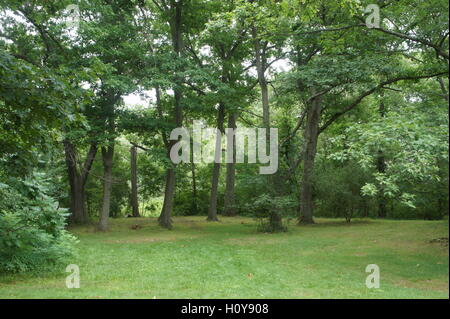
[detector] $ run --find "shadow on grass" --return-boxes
[298,219,374,228]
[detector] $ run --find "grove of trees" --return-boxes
[0,0,448,272]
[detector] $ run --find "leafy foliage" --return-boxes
[0,175,77,273]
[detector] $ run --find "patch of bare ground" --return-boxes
[429,237,449,248]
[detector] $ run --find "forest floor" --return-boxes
[0,217,448,299]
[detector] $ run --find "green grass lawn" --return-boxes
[0,217,448,299]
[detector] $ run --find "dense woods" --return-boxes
[0,0,448,275]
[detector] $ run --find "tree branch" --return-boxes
[319,71,449,134]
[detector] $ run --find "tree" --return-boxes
[148,0,187,229]
[130,145,140,217]
[76,0,146,230]
[278,0,448,224]
[0,0,100,223]
[200,2,253,221]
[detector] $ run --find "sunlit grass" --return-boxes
[0,217,448,299]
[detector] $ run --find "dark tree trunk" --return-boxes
[130,145,140,217]
[299,94,322,224]
[158,121,179,228]
[223,113,237,216]
[64,141,86,224]
[159,168,176,229]
[70,179,86,224]
[99,145,114,231]
[269,211,283,230]
[158,89,182,228]
[64,140,97,224]
[207,103,225,222]
[208,163,221,221]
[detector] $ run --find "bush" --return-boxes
[0,178,78,273]
[250,194,296,233]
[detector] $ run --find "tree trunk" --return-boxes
[208,162,221,221]
[64,140,97,224]
[158,85,182,228]
[207,103,225,222]
[156,85,174,228]
[130,145,140,217]
[64,141,86,224]
[269,211,283,231]
[299,94,322,224]
[223,113,237,216]
[70,178,87,224]
[253,28,270,133]
[253,28,283,229]
[159,168,176,229]
[98,146,114,231]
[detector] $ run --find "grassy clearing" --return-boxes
[0,217,448,299]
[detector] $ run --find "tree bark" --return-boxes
[158,94,182,228]
[64,140,97,224]
[130,145,140,217]
[98,145,114,231]
[207,102,225,222]
[159,168,176,229]
[299,94,322,224]
[223,113,237,216]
